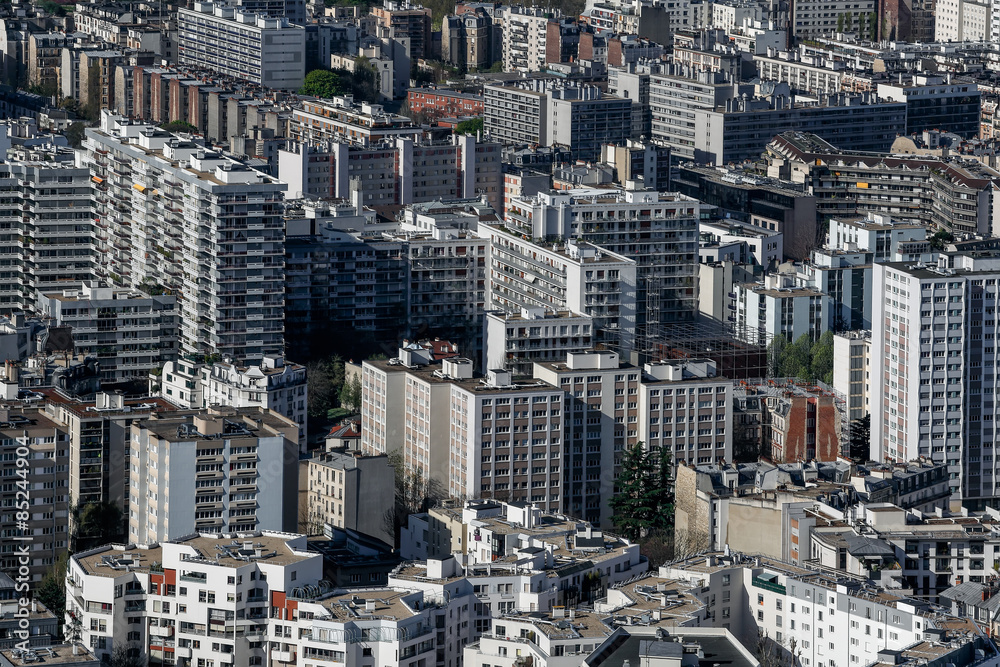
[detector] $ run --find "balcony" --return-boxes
[271,650,295,663]
[150,626,175,638]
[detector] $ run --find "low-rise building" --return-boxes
[158,355,308,451]
[37,283,178,383]
[306,451,395,545]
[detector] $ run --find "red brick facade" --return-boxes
[407,89,484,119]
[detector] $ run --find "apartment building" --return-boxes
[765,132,1000,237]
[0,407,70,582]
[0,158,94,314]
[661,552,994,667]
[870,254,1000,506]
[504,188,702,338]
[530,351,636,526]
[833,330,871,422]
[481,227,638,366]
[177,2,306,89]
[406,88,484,119]
[484,80,631,161]
[484,309,595,379]
[306,451,395,545]
[85,112,287,363]
[128,407,300,543]
[788,0,876,39]
[497,5,551,72]
[38,390,174,524]
[278,134,502,209]
[371,0,433,59]
[288,97,423,147]
[637,359,733,469]
[66,531,322,664]
[159,355,308,451]
[37,283,179,382]
[732,273,831,343]
[361,351,566,511]
[877,78,982,138]
[650,72,906,164]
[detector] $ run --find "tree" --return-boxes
[382,450,447,548]
[810,330,835,384]
[837,13,845,32]
[64,122,86,148]
[307,354,345,418]
[608,443,674,541]
[929,229,954,250]
[349,57,382,102]
[110,643,146,667]
[72,501,124,551]
[767,335,789,377]
[780,334,814,379]
[868,12,878,40]
[454,117,483,135]
[160,120,198,133]
[35,552,68,623]
[338,374,362,413]
[849,413,871,461]
[299,69,346,98]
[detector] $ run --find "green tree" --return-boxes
[299,69,346,98]
[929,229,954,250]
[868,12,878,40]
[64,122,86,148]
[338,374,362,413]
[307,354,345,418]
[810,330,835,384]
[780,334,814,379]
[160,120,198,133]
[767,335,789,377]
[454,117,483,135]
[837,13,845,32]
[72,501,125,551]
[349,57,382,102]
[35,552,68,623]
[609,443,673,541]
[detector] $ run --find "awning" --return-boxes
[91,176,103,184]
[133,184,146,193]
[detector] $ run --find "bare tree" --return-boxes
[671,527,711,560]
[110,643,146,667]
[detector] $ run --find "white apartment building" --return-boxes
[481,226,638,365]
[159,355,308,451]
[361,351,566,512]
[484,309,595,378]
[496,5,550,72]
[505,188,702,334]
[37,283,179,382]
[661,554,994,667]
[532,351,640,527]
[128,407,301,543]
[935,0,992,41]
[733,273,831,343]
[0,159,94,313]
[833,330,871,422]
[871,255,1000,506]
[65,531,322,664]
[177,2,306,89]
[85,112,287,363]
[827,215,933,263]
[788,0,876,39]
[637,359,732,468]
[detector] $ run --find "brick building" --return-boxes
[406,87,484,119]
[762,382,843,462]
